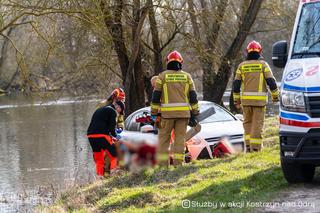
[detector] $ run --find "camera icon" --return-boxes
[182,199,191,208]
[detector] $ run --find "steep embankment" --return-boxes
[42,117,291,213]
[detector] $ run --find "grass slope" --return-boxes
[44,117,289,213]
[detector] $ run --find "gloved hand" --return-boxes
[115,134,121,140]
[116,128,123,134]
[151,115,157,122]
[272,95,279,102]
[188,114,197,127]
[235,99,241,109]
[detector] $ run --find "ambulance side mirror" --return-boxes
[272,40,288,68]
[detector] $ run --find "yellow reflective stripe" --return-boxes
[244,134,250,140]
[161,106,191,111]
[241,64,262,73]
[236,69,241,75]
[163,83,169,104]
[241,96,267,100]
[243,92,267,96]
[165,74,187,82]
[271,89,279,96]
[241,75,245,94]
[156,79,162,85]
[162,103,189,107]
[258,72,263,93]
[185,83,189,103]
[250,138,262,145]
[191,103,199,110]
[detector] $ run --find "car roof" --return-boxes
[130,101,234,117]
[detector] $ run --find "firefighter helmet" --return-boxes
[112,88,125,101]
[246,40,262,53]
[166,51,183,64]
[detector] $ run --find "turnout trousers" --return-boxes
[243,106,265,152]
[158,118,189,164]
[87,134,117,176]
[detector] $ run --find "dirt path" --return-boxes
[257,175,320,213]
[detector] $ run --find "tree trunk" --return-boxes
[145,0,163,103]
[188,0,229,101]
[102,0,149,114]
[209,0,263,104]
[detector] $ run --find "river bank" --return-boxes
[41,117,295,213]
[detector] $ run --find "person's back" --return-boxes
[87,105,117,136]
[156,69,196,118]
[236,59,273,107]
[151,50,199,166]
[86,101,124,177]
[233,41,279,152]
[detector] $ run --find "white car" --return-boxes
[124,101,244,159]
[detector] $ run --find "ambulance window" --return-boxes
[293,2,320,57]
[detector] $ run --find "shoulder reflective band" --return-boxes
[161,103,191,111]
[165,74,188,82]
[241,64,262,73]
[250,138,262,145]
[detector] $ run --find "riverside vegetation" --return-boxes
[41,117,313,213]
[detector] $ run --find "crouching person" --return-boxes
[87,101,125,177]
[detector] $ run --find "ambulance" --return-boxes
[272,0,320,183]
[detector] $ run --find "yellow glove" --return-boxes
[271,90,279,102]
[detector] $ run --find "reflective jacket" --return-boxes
[233,60,278,106]
[151,70,199,118]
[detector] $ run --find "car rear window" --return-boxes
[200,103,235,123]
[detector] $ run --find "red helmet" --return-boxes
[246,40,262,53]
[166,51,183,64]
[112,88,125,101]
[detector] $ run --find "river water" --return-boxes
[0,94,100,212]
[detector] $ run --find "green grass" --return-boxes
[43,117,289,213]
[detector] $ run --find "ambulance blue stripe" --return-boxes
[283,84,320,92]
[280,111,309,121]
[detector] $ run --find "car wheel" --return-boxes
[281,158,315,183]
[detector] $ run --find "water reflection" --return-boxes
[0,94,101,212]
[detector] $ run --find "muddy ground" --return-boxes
[257,173,320,213]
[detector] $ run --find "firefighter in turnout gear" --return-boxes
[233,41,279,152]
[151,50,199,165]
